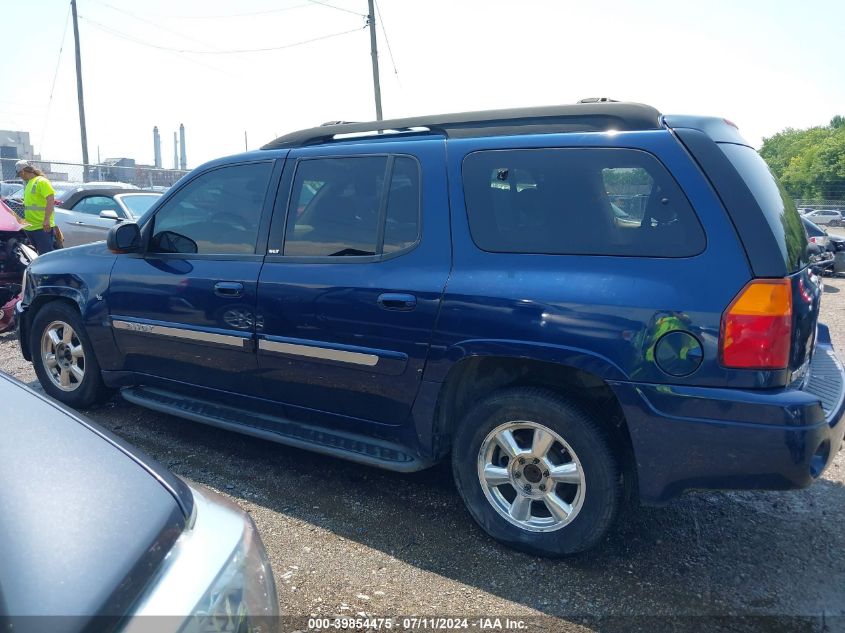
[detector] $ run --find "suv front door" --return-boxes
[108,160,279,396]
[256,141,450,427]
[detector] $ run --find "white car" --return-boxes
[802,209,842,226]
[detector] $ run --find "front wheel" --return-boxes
[452,388,621,556]
[30,301,107,408]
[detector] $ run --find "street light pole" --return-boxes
[367,0,383,121]
[70,0,90,178]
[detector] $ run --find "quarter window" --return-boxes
[383,157,421,254]
[150,162,272,255]
[462,148,705,257]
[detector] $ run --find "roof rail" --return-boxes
[261,102,662,150]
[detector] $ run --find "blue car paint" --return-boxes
[18,124,845,505]
[255,139,451,427]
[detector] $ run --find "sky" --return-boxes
[1,0,843,169]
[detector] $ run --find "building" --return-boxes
[0,130,40,180]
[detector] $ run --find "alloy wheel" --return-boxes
[477,420,586,532]
[40,320,86,392]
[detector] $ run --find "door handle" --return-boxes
[377,293,416,311]
[214,281,244,298]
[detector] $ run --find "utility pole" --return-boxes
[70,0,90,179]
[244,130,248,151]
[367,0,383,121]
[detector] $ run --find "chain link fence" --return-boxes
[0,158,188,192]
[795,199,845,211]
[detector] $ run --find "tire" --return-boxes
[451,387,621,556]
[30,301,107,408]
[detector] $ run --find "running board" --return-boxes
[121,386,432,473]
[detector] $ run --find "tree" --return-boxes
[760,118,845,200]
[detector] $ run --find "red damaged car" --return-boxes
[0,199,36,333]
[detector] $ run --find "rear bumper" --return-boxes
[611,326,845,505]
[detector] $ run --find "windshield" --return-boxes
[0,183,22,198]
[116,193,161,219]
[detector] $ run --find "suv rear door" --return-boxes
[108,159,280,396]
[255,139,450,426]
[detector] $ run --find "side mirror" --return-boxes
[107,222,141,253]
[99,209,121,221]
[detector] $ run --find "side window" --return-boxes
[383,157,420,254]
[150,162,272,255]
[283,155,421,257]
[462,148,705,257]
[72,196,120,216]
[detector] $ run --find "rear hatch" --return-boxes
[718,142,819,381]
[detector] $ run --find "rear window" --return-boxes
[719,143,807,273]
[462,148,705,257]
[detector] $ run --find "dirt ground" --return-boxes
[2,248,845,632]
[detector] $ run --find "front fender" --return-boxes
[22,243,121,370]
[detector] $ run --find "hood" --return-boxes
[0,374,193,630]
[28,240,116,274]
[0,203,24,233]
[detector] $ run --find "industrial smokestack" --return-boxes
[179,123,187,170]
[153,126,161,168]
[173,132,178,170]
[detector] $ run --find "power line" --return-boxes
[88,0,223,52]
[80,16,365,55]
[374,0,398,79]
[78,16,239,78]
[39,1,73,152]
[139,2,314,20]
[306,0,367,17]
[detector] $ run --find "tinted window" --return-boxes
[383,157,420,253]
[284,156,420,257]
[801,218,826,238]
[150,162,272,255]
[71,196,120,216]
[462,148,705,257]
[719,143,807,273]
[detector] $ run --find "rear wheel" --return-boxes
[30,301,107,408]
[452,387,621,556]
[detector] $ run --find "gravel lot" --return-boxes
[3,257,845,632]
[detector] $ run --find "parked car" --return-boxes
[17,102,845,556]
[4,181,142,218]
[0,371,278,630]
[0,181,23,199]
[0,198,35,332]
[803,216,845,276]
[802,208,843,226]
[54,187,162,247]
[802,216,831,250]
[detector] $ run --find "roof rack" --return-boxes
[261,101,662,150]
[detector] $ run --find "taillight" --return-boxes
[720,279,792,369]
[808,236,818,244]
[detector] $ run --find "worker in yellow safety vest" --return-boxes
[16,159,56,254]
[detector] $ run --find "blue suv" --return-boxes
[17,102,845,556]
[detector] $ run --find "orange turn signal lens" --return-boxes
[720,279,792,369]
